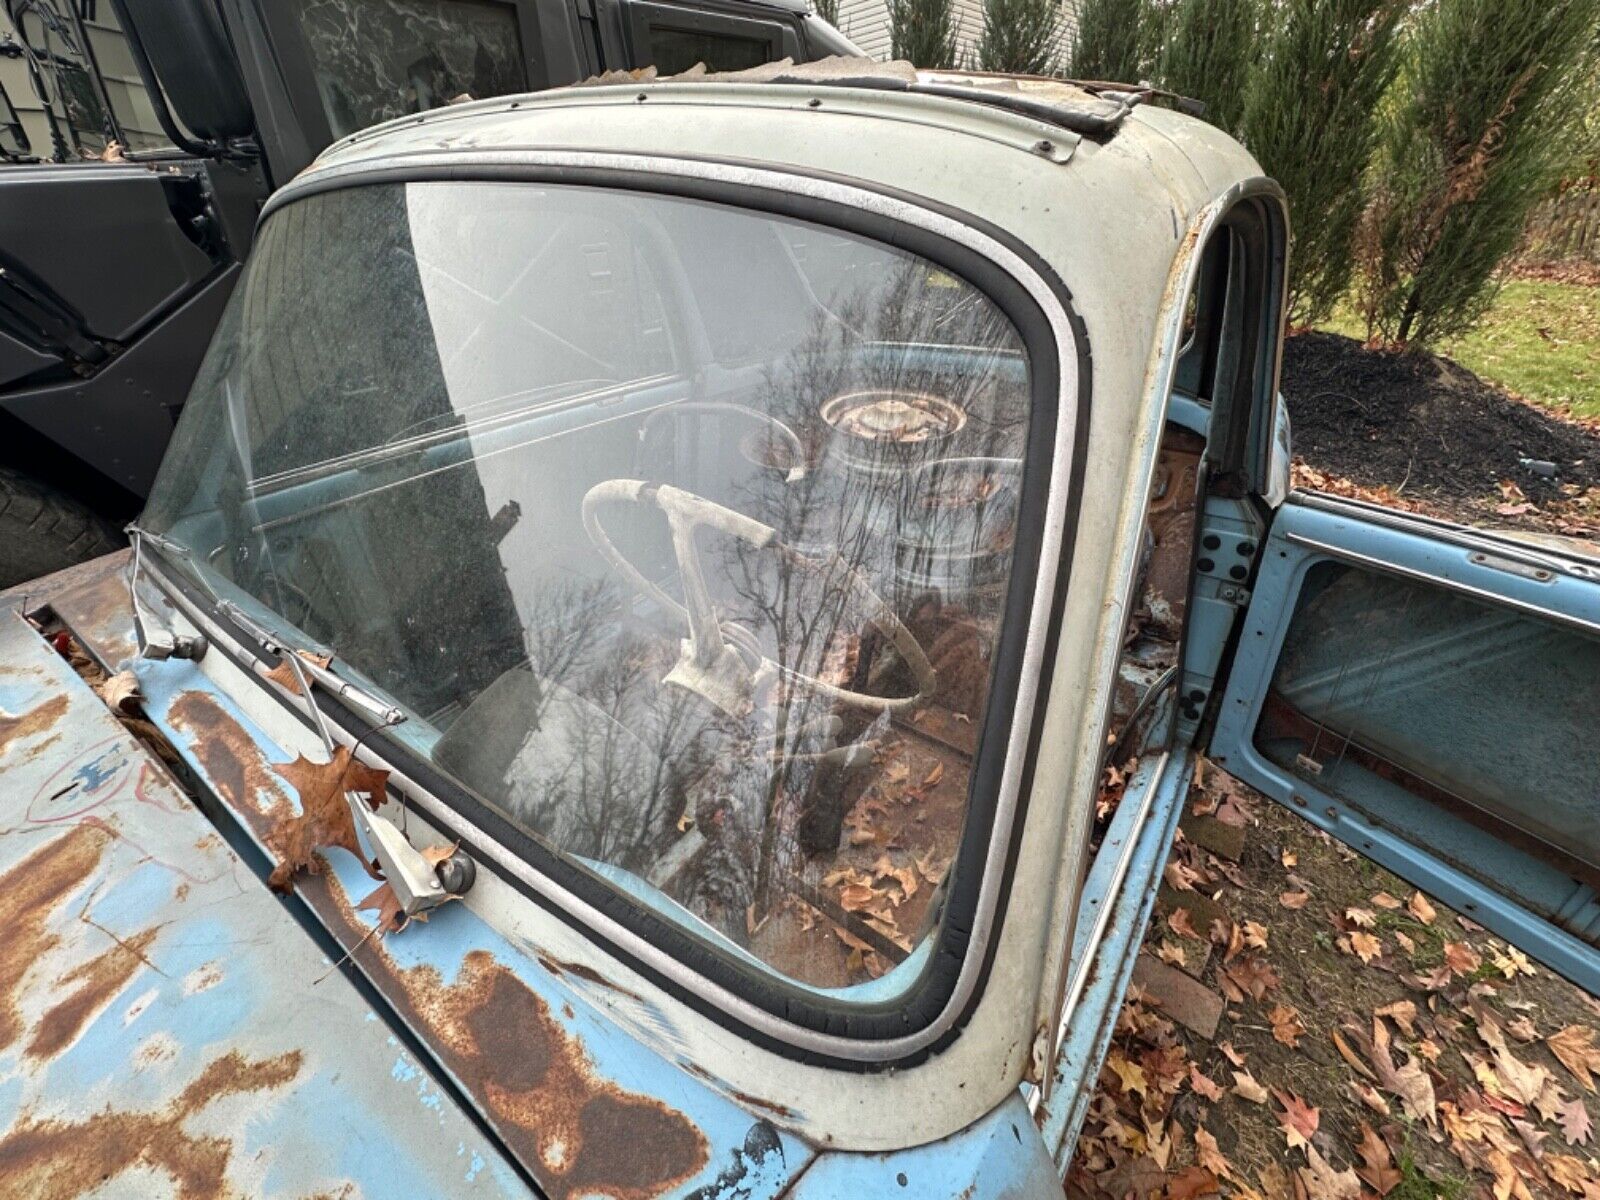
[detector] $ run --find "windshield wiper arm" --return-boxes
[126,525,209,662]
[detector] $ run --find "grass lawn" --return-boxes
[1320,278,1600,419]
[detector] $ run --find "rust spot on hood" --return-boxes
[167,691,290,823]
[28,927,158,1060]
[0,1048,303,1198]
[0,693,68,760]
[319,885,708,1199]
[0,826,110,1052]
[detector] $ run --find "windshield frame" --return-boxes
[150,152,1091,1066]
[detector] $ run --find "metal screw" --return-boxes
[808,97,821,108]
[1033,139,1054,154]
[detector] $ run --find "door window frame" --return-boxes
[1209,492,1600,992]
[623,0,796,74]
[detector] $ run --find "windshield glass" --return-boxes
[144,180,1037,996]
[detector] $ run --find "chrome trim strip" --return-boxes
[152,151,1085,1062]
[1286,532,1600,637]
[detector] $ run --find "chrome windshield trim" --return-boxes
[179,152,1085,1061]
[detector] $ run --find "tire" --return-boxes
[0,468,124,589]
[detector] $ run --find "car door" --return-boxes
[1207,490,1600,992]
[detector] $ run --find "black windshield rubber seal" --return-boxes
[193,157,1093,1069]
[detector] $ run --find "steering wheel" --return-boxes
[637,401,809,483]
[581,479,936,718]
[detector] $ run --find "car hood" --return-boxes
[0,557,816,1199]
[0,590,527,1196]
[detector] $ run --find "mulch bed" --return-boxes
[1281,331,1600,509]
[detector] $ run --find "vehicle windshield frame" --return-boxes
[147,155,1089,1064]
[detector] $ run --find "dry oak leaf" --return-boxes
[1546,1154,1593,1194]
[1269,1003,1306,1048]
[1167,907,1204,940]
[97,669,143,714]
[1549,1026,1600,1093]
[264,649,334,697]
[1190,1065,1224,1102]
[1195,1127,1234,1181]
[1349,930,1383,964]
[1370,1016,1438,1127]
[1164,1166,1221,1200]
[1272,1088,1320,1150]
[1232,1069,1270,1104]
[1299,1144,1361,1200]
[1559,1098,1594,1146]
[1486,1147,1536,1200]
[1444,941,1482,977]
[1157,940,1188,968]
[1280,890,1311,910]
[1375,1000,1418,1039]
[1354,1121,1401,1196]
[1107,1050,1148,1098]
[357,881,409,934]
[267,746,388,891]
[1408,891,1437,925]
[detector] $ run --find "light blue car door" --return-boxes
[1207,491,1600,993]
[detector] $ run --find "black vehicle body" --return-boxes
[0,0,853,584]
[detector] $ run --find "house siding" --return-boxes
[834,0,1079,69]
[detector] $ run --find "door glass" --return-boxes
[1257,561,1600,872]
[649,26,773,74]
[289,0,528,139]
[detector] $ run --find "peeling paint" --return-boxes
[0,693,69,760]
[0,1050,303,1198]
[0,826,110,1052]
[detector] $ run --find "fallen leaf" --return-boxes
[1371,892,1402,910]
[1559,1097,1594,1146]
[1332,1027,1378,1081]
[1370,1017,1438,1127]
[1157,940,1188,968]
[1349,931,1382,964]
[1190,1066,1224,1102]
[838,883,877,912]
[1408,891,1437,925]
[1168,907,1203,940]
[1445,941,1482,977]
[1165,860,1204,892]
[1242,920,1269,950]
[1281,849,1298,869]
[1376,1000,1418,1038]
[1549,1026,1600,1093]
[1300,1144,1360,1200]
[1232,1069,1270,1104]
[1395,930,1417,955]
[1486,1147,1536,1200]
[1195,1127,1233,1180]
[357,881,408,934]
[1350,1081,1391,1117]
[1345,906,1377,929]
[1272,1088,1320,1150]
[1545,1153,1591,1194]
[1280,890,1311,910]
[1270,1003,1306,1048]
[1108,1050,1147,1098]
[267,747,389,891]
[1354,1122,1400,1196]
[1511,1116,1547,1159]
[97,669,143,714]
[1164,1166,1221,1200]
[1224,956,1281,1003]
[264,649,334,697]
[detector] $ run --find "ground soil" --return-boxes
[1281,331,1600,511]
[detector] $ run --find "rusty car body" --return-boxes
[0,57,1597,1199]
